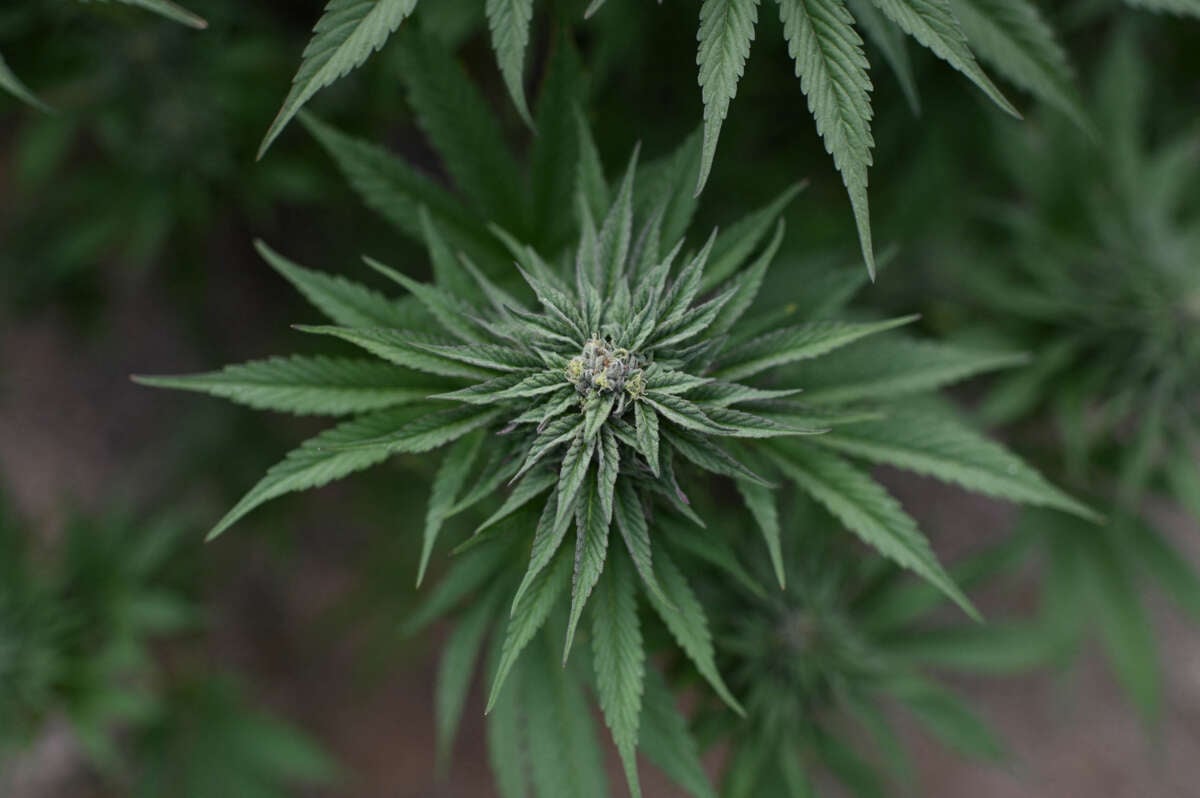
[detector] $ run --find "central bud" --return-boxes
[565,336,645,403]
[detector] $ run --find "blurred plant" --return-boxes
[0,3,347,313]
[944,30,1200,718]
[691,497,1049,796]
[0,492,335,794]
[138,36,1092,797]
[0,0,205,111]
[130,675,337,798]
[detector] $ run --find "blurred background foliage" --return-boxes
[1,0,1198,795]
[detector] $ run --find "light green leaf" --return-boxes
[871,0,1018,116]
[634,400,661,475]
[564,478,612,661]
[696,0,761,192]
[770,443,976,617]
[486,0,536,125]
[779,0,877,277]
[295,326,491,379]
[260,0,418,157]
[949,0,1089,130]
[613,480,671,607]
[847,0,920,112]
[303,115,502,267]
[134,356,434,416]
[813,404,1098,519]
[257,240,413,328]
[210,404,465,540]
[419,431,485,585]
[736,480,785,587]
[435,585,498,767]
[797,337,1026,404]
[646,550,744,714]
[486,551,571,713]
[714,315,918,380]
[399,35,527,231]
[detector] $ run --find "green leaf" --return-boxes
[847,0,920,112]
[475,470,558,537]
[644,392,732,436]
[714,315,918,380]
[257,240,414,329]
[486,550,571,713]
[797,338,1025,404]
[295,326,492,379]
[134,356,434,416]
[574,108,610,223]
[634,402,661,475]
[949,0,1089,130]
[556,432,598,530]
[532,39,586,252]
[362,256,484,344]
[399,35,527,232]
[890,678,1004,761]
[435,585,498,767]
[583,395,617,441]
[210,405,469,540]
[592,553,645,798]
[779,0,877,277]
[736,480,785,587]
[709,221,785,336]
[870,0,1018,116]
[703,184,803,289]
[486,0,536,125]
[303,115,502,268]
[0,51,50,112]
[419,431,484,585]
[525,635,610,798]
[770,444,976,617]
[613,480,670,607]
[646,550,744,714]
[696,0,761,192]
[664,427,769,485]
[564,478,611,661]
[1090,534,1162,719]
[639,669,717,798]
[813,404,1098,520]
[486,633,531,798]
[101,0,208,28]
[260,0,418,157]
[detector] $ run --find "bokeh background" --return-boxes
[2,0,1198,795]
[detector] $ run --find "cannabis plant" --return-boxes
[0,491,336,795]
[943,31,1200,717]
[138,37,1091,796]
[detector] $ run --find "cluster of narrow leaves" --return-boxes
[693,499,1045,796]
[0,0,205,110]
[246,0,1200,277]
[948,30,1200,720]
[140,37,1091,797]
